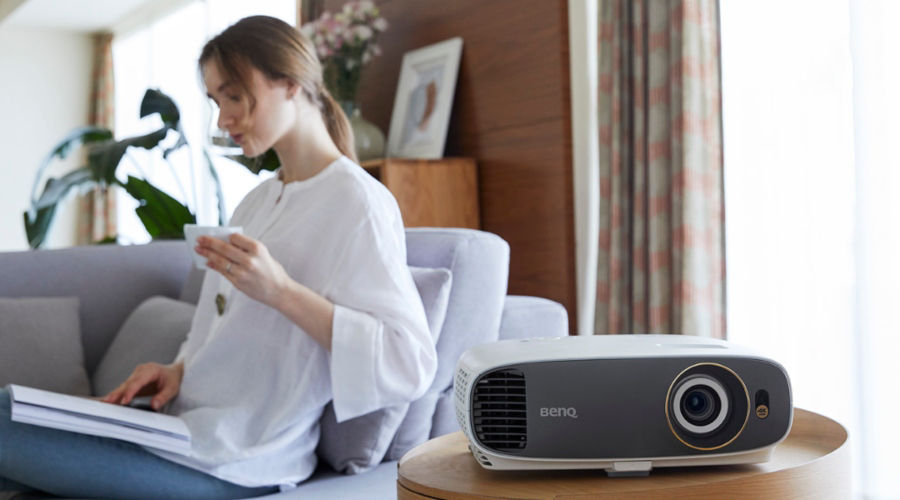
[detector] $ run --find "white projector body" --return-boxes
[454,334,792,476]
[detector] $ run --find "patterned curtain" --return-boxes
[78,32,117,245]
[595,0,725,338]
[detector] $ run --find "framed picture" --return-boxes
[387,37,463,159]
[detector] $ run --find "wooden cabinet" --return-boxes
[361,157,480,229]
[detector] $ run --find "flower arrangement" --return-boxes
[301,1,389,108]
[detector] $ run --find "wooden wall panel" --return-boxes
[319,0,576,330]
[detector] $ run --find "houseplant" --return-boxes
[301,0,389,161]
[23,89,227,248]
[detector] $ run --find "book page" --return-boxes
[8,385,189,439]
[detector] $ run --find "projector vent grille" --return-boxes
[455,367,473,441]
[472,368,527,452]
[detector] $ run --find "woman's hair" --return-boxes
[199,15,357,162]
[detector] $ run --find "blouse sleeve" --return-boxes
[327,211,438,422]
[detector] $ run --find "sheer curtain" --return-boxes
[595,0,725,338]
[721,0,899,497]
[77,32,118,245]
[111,0,295,244]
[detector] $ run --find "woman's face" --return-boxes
[203,61,296,158]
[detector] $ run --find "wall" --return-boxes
[0,26,92,251]
[322,0,577,328]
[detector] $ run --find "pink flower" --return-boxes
[354,25,373,41]
[309,0,387,68]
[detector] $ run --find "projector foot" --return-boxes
[605,461,652,477]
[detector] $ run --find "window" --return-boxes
[721,1,900,497]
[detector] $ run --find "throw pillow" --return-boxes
[91,296,196,397]
[317,266,452,473]
[0,296,91,396]
[385,267,453,459]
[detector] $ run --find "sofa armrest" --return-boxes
[499,295,569,340]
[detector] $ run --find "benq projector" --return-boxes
[454,334,792,476]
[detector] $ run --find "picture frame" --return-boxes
[387,37,463,159]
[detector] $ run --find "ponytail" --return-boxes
[317,85,358,164]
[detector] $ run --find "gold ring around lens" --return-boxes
[664,362,750,451]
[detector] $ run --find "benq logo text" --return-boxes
[539,407,578,419]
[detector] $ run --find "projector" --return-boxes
[454,334,792,476]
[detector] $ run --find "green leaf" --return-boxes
[139,89,188,159]
[119,176,195,239]
[225,148,281,174]
[23,204,57,249]
[24,167,96,248]
[140,89,180,127]
[162,123,189,159]
[88,128,169,185]
[49,126,114,159]
[33,167,95,211]
[95,236,118,245]
[30,126,112,205]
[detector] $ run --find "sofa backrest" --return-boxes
[405,228,509,393]
[0,242,191,374]
[0,228,510,389]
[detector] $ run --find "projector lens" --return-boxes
[666,363,750,451]
[671,374,730,436]
[681,386,719,425]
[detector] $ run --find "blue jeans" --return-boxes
[0,388,278,499]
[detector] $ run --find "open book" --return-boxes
[8,384,191,456]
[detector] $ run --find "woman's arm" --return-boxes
[195,233,335,350]
[272,279,335,351]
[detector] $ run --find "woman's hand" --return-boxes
[195,233,291,308]
[102,362,184,411]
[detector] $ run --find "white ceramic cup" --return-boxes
[183,224,244,270]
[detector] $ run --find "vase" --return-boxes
[340,101,385,162]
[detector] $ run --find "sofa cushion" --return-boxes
[0,241,192,377]
[410,266,452,349]
[0,296,91,396]
[178,265,205,304]
[430,387,459,438]
[402,229,509,449]
[91,296,195,397]
[317,266,452,474]
[386,267,453,459]
[316,404,407,475]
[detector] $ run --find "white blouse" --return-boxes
[146,156,437,488]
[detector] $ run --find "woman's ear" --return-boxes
[285,79,299,100]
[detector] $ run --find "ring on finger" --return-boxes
[226,261,233,273]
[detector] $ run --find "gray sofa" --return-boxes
[0,228,568,499]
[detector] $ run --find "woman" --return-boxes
[0,15,436,498]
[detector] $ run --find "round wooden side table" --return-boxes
[397,408,849,499]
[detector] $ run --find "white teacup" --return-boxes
[183,224,244,270]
